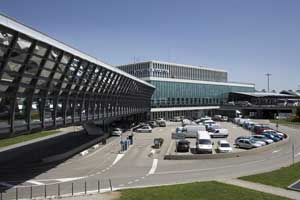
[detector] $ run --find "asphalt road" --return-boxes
[1,121,300,199]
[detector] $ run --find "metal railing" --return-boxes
[0,178,115,200]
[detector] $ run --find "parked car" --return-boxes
[111,128,123,136]
[262,129,285,139]
[262,132,281,142]
[176,140,190,152]
[251,135,274,144]
[217,140,232,153]
[176,125,206,138]
[243,121,255,130]
[209,128,229,138]
[171,116,181,122]
[253,124,271,134]
[157,120,166,127]
[148,121,158,128]
[235,138,263,149]
[235,136,266,146]
[135,125,152,133]
[196,131,213,154]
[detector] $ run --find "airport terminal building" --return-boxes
[118,61,255,119]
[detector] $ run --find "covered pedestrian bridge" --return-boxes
[0,14,155,138]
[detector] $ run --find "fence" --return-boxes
[0,178,115,200]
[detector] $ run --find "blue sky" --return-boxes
[1,0,300,91]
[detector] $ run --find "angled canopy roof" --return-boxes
[0,13,155,88]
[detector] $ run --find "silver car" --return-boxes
[111,128,123,136]
[136,125,152,133]
[236,138,262,149]
[251,135,274,144]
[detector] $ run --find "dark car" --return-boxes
[262,132,281,142]
[253,124,271,134]
[176,140,190,152]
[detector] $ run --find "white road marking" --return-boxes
[272,150,280,153]
[128,181,133,185]
[56,177,86,182]
[155,159,267,175]
[119,184,124,187]
[80,150,89,156]
[166,140,174,155]
[112,153,125,166]
[295,152,300,157]
[26,180,44,185]
[134,179,139,182]
[141,176,145,179]
[148,159,158,175]
[84,140,116,159]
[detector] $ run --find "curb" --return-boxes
[164,136,290,160]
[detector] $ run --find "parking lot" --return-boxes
[169,121,252,155]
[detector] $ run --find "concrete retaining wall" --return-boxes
[42,134,109,163]
[164,136,290,160]
[0,131,81,164]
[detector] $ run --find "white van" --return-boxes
[176,125,206,138]
[209,128,228,138]
[196,131,213,154]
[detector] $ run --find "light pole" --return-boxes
[265,73,272,92]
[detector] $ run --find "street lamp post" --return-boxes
[265,73,272,92]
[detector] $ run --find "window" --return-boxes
[34,43,47,56]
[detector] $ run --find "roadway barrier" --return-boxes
[164,135,290,160]
[0,131,80,164]
[42,134,109,163]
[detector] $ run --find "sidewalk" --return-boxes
[220,179,300,200]
[56,192,120,200]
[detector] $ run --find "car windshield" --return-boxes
[179,141,189,145]
[220,143,230,147]
[199,139,211,145]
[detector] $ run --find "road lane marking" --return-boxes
[112,153,125,166]
[128,181,133,185]
[56,177,86,182]
[155,159,267,175]
[147,159,158,175]
[134,179,139,182]
[119,184,124,187]
[296,152,300,157]
[166,140,174,155]
[26,180,44,185]
[272,150,280,153]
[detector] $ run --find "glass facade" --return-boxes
[118,61,255,120]
[150,80,255,108]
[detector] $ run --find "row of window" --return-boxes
[150,80,255,107]
[118,62,228,82]
[151,97,221,107]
